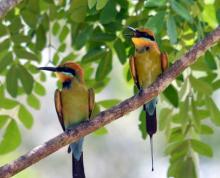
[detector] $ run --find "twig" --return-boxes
[0,26,220,178]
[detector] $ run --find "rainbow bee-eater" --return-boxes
[38,62,95,178]
[127,26,168,171]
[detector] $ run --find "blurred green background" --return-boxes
[0,0,220,178]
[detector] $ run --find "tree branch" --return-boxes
[1,26,220,178]
[0,0,23,19]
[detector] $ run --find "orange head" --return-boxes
[38,61,84,83]
[127,26,158,50]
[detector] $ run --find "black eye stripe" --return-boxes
[136,31,155,41]
[56,67,76,76]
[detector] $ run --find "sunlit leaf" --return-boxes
[27,94,40,109]
[88,0,96,9]
[70,0,87,22]
[170,0,193,22]
[206,97,220,126]
[93,127,108,136]
[18,105,34,129]
[98,99,121,108]
[96,0,108,10]
[0,120,21,154]
[191,139,213,157]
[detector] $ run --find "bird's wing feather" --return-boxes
[160,52,169,72]
[129,56,141,90]
[54,89,65,131]
[88,88,95,119]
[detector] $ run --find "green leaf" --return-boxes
[0,53,13,73]
[163,84,179,107]
[36,25,46,51]
[17,65,34,94]
[145,11,165,34]
[170,0,193,22]
[11,34,31,44]
[190,76,213,95]
[206,97,220,126]
[139,110,147,139]
[204,51,217,69]
[0,120,21,154]
[82,49,106,63]
[96,0,109,10]
[14,47,38,61]
[21,10,38,28]
[0,115,9,129]
[0,98,18,109]
[34,82,46,96]
[202,5,218,28]
[74,26,93,50]
[167,14,177,44]
[114,38,127,64]
[27,94,40,109]
[95,51,112,80]
[0,39,10,50]
[59,26,69,42]
[52,22,60,35]
[93,127,108,135]
[0,23,7,37]
[200,124,214,135]
[100,1,116,24]
[159,108,172,131]
[18,105,34,129]
[90,32,116,42]
[191,139,213,157]
[6,65,18,97]
[191,98,201,132]
[70,0,87,22]
[88,0,96,9]
[145,0,166,7]
[165,140,187,155]
[58,43,66,52]
[98,99,121,108]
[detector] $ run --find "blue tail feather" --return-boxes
[70,138,84,161]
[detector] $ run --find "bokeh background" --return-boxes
[1,58,220,178]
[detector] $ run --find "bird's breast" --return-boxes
[135,50,162,88]
[61,81,89,128]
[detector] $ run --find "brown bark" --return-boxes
[0,26,220,178]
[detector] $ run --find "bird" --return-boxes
[38,62,95,178]
[126,26,168,171]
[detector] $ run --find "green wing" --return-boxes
[160,52,169,72]
[88,88,95,119]
[129,56,141,90]
[54,89,65,131]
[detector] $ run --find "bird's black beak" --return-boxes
[38,67,58,72]
[127,26,137,33]
[124,26,137,37]
[38,66,77,76]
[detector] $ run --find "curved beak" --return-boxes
[127,26,137,33]
[38,67,58,72]
[124,26,137,37]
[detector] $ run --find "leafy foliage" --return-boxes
[0,0,220,177]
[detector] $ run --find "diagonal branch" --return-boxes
[0,0,23,19]
[0,26,220,178]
